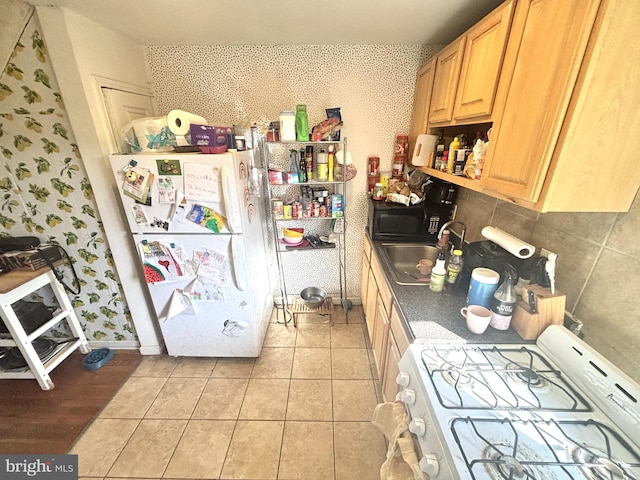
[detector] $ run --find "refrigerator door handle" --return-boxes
[231,235,247,291]
[221,164,242,234]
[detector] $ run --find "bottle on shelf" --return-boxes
[434,129,446,170]
[317,149,329,181]
[328,145,335,182]
[305,146,314,180]
[279,111,296,142]
[298,148,307,183]
[447,136,460,174]
[490,264,518,330]
[445,249,464,287]
[430,251,447,293]
[289,150,299,183]
[295,104,309,142]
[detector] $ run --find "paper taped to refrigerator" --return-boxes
[183,162,219,202]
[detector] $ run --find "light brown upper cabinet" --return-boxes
[452,0,514,122]
[481,0,640,212]
[408,59,435,159]
[421,0,640,212]
[428,0,513,126]
[428,39,465,124]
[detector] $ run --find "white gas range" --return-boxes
[397,325,640,479]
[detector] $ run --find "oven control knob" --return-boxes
[396,371,410,387]
[400,389,416,405]
[419,453,440,477]
[409,418,426,437]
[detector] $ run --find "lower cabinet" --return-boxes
[362,241,413,401]
[364,268,377,342]
[372,294,390,372]
[382,305,412,402]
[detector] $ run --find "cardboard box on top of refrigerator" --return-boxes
[190,124,228,153]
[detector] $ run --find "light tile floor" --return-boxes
[71,305,388,480]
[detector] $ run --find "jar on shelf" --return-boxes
[367,156,380,177]
[392,157,405,179]
[394,134,409,158]
[267,122,280,142]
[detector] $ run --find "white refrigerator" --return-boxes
[110,151,272,357]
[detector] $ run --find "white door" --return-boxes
[102,88,155,154]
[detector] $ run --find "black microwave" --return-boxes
[368,199,454,242]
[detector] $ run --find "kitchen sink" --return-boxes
[379,243,441,285]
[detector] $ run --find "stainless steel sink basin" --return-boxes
[379,243,441,285]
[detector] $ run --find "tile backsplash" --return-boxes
[455,189,640,382]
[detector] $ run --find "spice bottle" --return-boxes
[490,264,518,330]
[430,251,447,292]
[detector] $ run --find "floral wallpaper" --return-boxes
[0,14,136,344]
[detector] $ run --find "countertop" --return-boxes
[369,234,531,345]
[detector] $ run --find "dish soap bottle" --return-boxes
[447,136,460,174]
[490,264,518,330]
[295,104,309,142]
[430,251,447,293]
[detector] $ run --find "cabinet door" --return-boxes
[409,59,436,155]
[372,294,390,373]
[453,0,514,121]
[429,38,466,124]
[481,0,601,202]
[382,330,402,402]
[364,269,378,342]
[361,251,370,322]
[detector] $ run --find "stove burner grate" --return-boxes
[451,417,640,480]
[572,447,638,480]
[420,345,591,412]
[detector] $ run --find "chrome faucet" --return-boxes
[437,220,467,251]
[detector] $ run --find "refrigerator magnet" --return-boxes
[131,204,148,225]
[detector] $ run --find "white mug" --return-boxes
[460,305,492,334]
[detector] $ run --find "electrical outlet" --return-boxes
[540,248,556,260]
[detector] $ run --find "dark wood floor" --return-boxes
[0,349,141,454]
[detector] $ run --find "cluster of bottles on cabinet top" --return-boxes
[268,144,342,185]
[429,230,464,293]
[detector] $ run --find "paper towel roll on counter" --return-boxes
[481,226,535,259]
[167,110,207,136]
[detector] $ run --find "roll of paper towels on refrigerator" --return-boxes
[167,110,207,136]
[411,134,438,167]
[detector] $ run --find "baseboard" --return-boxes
[85,341,164,355]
